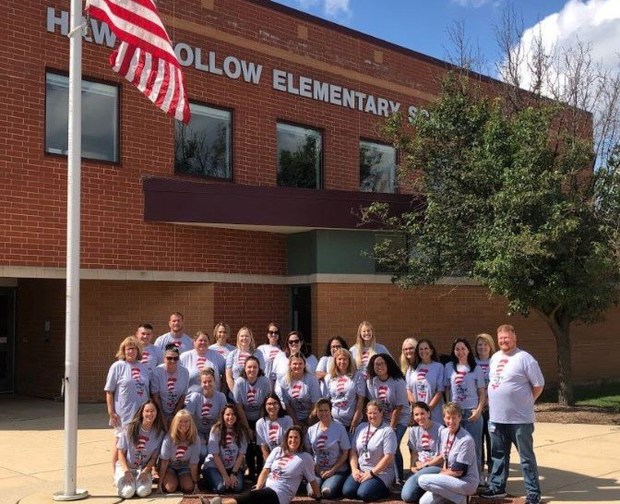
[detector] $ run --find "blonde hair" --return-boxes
[327,348,356,377]
[286,351,308,385]
[115,336,143,361]
[236,326,256,352]
[353,321,376,368]
[474,333,496,358]
[169,409,198,444]
[399,337,418,374]
[442,401,463,418]
[496,324,515,335]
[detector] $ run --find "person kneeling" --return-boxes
[418,402,479,504]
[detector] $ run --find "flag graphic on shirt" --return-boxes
[454,370,467,385]
[417,368,429,380]
[175,444,188,461]
[167,376,177,391]
[197,356,206,370]
[131,367,145,396]
[136,434,149,451]
[268,348,280,361]
[315,433,328,450]
[268,422,281,446]
[247,386,257,405]
[271,453,293,481]
[336,376,348,395]
[491,358,510,390]
[377,385,389,405]
[141,351,150,364]
[215,347,226,356]
[225,428,234,447]
[290,382,303,399]
[201,401,213,424]
[416,368,429,401]
[362,349,370,367]
[237,352,249,368]
[85,0,190,123]
[421,431,432,451]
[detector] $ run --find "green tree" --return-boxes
[365,74,620,405]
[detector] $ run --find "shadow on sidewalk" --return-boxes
[0,395,107,430]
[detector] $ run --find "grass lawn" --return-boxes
[574,383,620,412]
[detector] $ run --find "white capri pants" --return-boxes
[418,473,477,504]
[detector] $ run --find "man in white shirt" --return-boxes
[481,324,544,504]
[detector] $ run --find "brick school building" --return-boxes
[2,0,619,400]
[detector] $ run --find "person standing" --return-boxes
[155,312,194,354]
[481,324,544,504]
[136,323,163,376]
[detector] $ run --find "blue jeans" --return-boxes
[307,470,349,498]
[489,422,541,499]
[401,465,441,502]
[202,466,244,494]
[394,423,407,482]
[462,408,483,474]
[342,474,390,502]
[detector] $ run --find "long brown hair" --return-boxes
[126,400,166,445]
[212,404,249,449]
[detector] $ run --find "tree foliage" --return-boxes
[364,73,620,405]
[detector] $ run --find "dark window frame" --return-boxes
[276,120,324,189]
[174,100,234,182]
[44,68,121,165]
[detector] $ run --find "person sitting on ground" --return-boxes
[205,425,321,504]
[158,409,201,494]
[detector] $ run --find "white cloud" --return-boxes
[511,0,620,85]
[506,0,620,163]
[292,0,351,19]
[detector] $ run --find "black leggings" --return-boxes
[247,419,264,478]
[234,487,279,504]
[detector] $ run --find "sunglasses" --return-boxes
[288,339,301,344]
[268,331,280,335]
[165,356,180,361]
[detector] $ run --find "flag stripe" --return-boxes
[87,0,190,123]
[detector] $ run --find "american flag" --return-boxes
[86,0,191,123]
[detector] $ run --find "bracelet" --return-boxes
[369,470,375,477]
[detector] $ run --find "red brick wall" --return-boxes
[16,279,217,401]
[313,283,620,387]
[2,0,455,273]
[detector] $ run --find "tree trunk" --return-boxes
[543,312,575,406]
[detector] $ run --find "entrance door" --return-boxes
[0,288,16,393]
[291,285,312,347]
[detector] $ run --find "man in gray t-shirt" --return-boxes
[481,324,544,504]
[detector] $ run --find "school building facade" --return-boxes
[2,0,619,401]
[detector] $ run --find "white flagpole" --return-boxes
[54,0,88,500]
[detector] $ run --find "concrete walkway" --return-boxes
[0,396,618,503]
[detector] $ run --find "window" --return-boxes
[45,72,119,162]
[360,140,396,193]
[175,103,231,179]
[277,123,322,189]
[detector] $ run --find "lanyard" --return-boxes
[443,427,460,467]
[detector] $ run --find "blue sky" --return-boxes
[272,0,620,79]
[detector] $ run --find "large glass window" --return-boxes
[175,103,231,179]
[277,123,322,189]
[360,140,396,193]
[45,72,119,162]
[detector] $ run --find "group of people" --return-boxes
[104,312,545,504]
